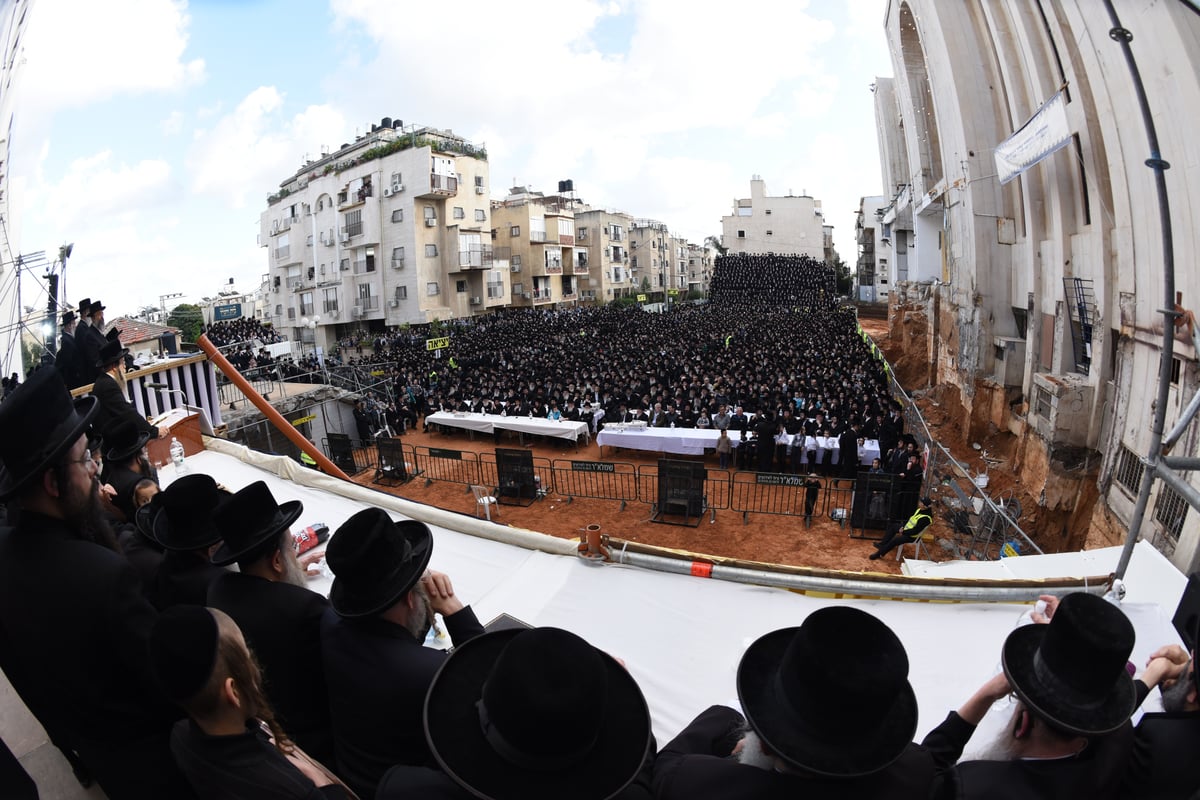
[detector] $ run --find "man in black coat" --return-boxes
[91,337,167,440]
[145,474,229,610]
[79,299,109,385]
[321,508,485,798]
[0,368,194,799]
[208,480,337,767]
[922,593,1136,800]
[653,607,937,799]
[1118,631,1200,797]
[55,310,85,389]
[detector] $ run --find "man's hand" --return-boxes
[1148,643,1189,667]
[422,570,465,617]
[958,671,1012,726]
[156,427,169,439]
[1140,644,1191,690]
[1030,594,1060,625]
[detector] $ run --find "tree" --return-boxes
[168,303,204,343]
[640,276,651,293]
[704,235,728,256]
[829,256,853,296]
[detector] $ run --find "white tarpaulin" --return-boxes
[994,90,1072,185]
[176,446,1186,747]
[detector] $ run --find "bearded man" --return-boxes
[91,337,168,441]
[206,481,336,768]
[0,368,194,798]
[321,508,484,799]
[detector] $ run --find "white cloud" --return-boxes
[20,0,205,118]
[28,149,174,232]
[161,111,185,136]
[187,88,346,209]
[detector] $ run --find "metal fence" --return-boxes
[478,452,555,496]
[635,463,731,523]
[550,459,638,510]
[411,445,483,489]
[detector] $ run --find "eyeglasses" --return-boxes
[64,454,97,470]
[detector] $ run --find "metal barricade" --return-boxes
[635,463,731,524]
[731,471,820,526]
[411,445,483,489]
[550,460,638,510]
[478,452,554,496]
[320,434,375,475]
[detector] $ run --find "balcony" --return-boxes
[273,245,290,261]
[457,244,494,270]
[359,296,379,311]
[532,288,552,303]
[352,260,376,275]
[418,174,458,198]
[559,234,575,246]
[529,230,547,243]
[573,259,589,275]
[561,290,577,301]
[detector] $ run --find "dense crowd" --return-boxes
[203,318,284,349]
[708,252,837,308]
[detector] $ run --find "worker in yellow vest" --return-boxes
[870,495,934,560]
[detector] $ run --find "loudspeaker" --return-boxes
[1173,573,1200,650]
[495,448,537,504]
[327,433,358,475]
[658,459,706,517]
[851,473,895,531]
[374,438,408,485]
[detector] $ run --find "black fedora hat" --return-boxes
[96,339,129,370]
[61,310,76,326]
[103,419,150,463]
[210,480,302,565]
[424,627,652,800]
[104,327,121,343]
[325,508,432,618]
[0,368,98,499]
[1002,592,1136,736]
[149,474,228,552]
[90,299,106,314]
[736,607,918,777]
[77,298,92,317]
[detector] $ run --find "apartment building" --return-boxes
[685,243,713,296]
[489,187,581,308]
[720,176,827,260]
[259,119,492,352]
[876,1,1200,568]
[854,196,888,303]
[573,207,634,302]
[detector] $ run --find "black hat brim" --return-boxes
[328,524,432,618]
[106,430,151,464]
[425,629,653,800]
[0,395,98,500]
[737,627,918,777]
[209,500,302,564]
[1002,623,1137,736]
[96,347,130,370]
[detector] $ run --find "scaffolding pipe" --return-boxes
[610,549,1109,603]
[197,334,352,481]
[1106,0,1180,580]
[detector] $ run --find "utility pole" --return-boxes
[159,292,184,321]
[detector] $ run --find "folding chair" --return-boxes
[471,485,499,521]
[896,530,932,561]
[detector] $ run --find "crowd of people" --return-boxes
[0,369,1195,799]
[202,318,285,349]
[708,252,837,308]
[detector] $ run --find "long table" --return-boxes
[597,427,880,463]
[426,411,589,444]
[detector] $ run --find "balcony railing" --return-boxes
[559,234,575,245]
[486,286,505,299]
[457,244,494,269]
[423,174,458,196]
[274,245,290,261]
[323,300,339,313]
[359,296,379,311]
[573,260,589,274]
[353,261,375,275]
[532,289,552,302]
[561,290,577,301]
[529,230,547,243]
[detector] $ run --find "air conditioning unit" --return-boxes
[383,187,392,197]
[425,219,437,227]
[340,232,350,243]
[475,186,484,195]
[353,306,364,317]
[389,299,400,308]
[392,183,404,193]
[470,296,481,305]
[522,292,532,300]
[391,258,404,270]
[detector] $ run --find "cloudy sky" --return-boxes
[10,0,893,318]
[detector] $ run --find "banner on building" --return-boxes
[214,303,242,321]
[994,91,1072,185]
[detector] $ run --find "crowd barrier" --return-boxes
[549,459,638,510]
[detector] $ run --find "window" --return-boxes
[1035,386,1052,420]
[300,292,314,316]
[453,207,465,220]
[424,206,436,220]
[339,257,350,272]
[287,307,296,320]
[323,288,338,313]
[344,209,363,237]
[487,270,504,299]
[475,209,486,222]
[475,175,484,188]
[765,209,772,215]
[1154,485,1188,542]
[1170,357,1182,386]
[391,172,402,184]
[631,256,639,268]
[391,209,403,223]
[1114,443,1144,495]
[456,280,468,293]
[396,286,408,300]
[392,246,405,263]
[512,281,524,295]
[426,282,440,296]
[511,254,522,270]
[275,304,283,317]
[364,245,375,272]
[510,225,521,236]
[766,230,773,236]
[737,230,746,238]
[425,244,438,257]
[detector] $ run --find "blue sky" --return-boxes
[11,0,893,317]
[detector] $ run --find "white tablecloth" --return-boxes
[794,436,880,466]
[597,426,738,456]
[427,411,589,443]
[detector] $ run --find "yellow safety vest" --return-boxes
[903,509,932,532]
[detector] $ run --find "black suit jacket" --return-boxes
[653,705,936,800]
[923,710,1133,800]
[153,550,227,610]
[0,512,193,799]
[79,323,106,384]
[92,371,160,439]
[56,331,85,389]
[322,606,484,798]
[208,572,336,766]
[1120,680,1200,798]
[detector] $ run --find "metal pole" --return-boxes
[1106,0,1178,579]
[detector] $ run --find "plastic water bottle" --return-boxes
[169,437,188,475]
